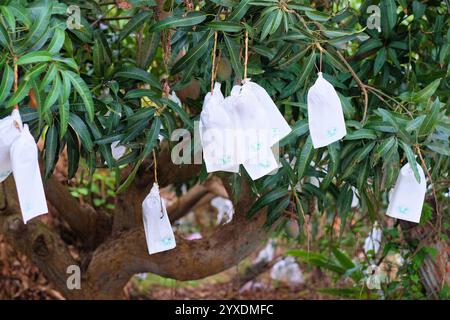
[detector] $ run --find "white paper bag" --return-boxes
[242,79,291,144]
[10,124,48,223]
[0,110,22,183]
[386,162,426,223]
[225,84,279,179]
[200,82,240,173]
[111,141,126,160]
[142,183,176,255]
[226,84,274,163]
[242,147,279,180]
[307,72,347,149]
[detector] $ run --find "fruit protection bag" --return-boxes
[307,72,347,148]
[0,110,22,183]
[10,124,48,223]
[241,79,291,145]
[199,82,239,173]
[142,183,176,255]
[226,84,279,180]
[386,162,426,223]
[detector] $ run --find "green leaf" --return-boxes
[282,50,316,97]
[23,63,47,81]
[411,78,442,103]
[427,143,450,156]
[418,99,441,137]
[163,98,193,129]
[59,101,69,137]
[6,80,30,108]
[66,128,80,179]
[353,142,376,164]
[0,64,13,103]
[149,12,206,32]
[266,196,290,226]
[8,3,31,27]
[223,34,242,78]
[117,159,143,193]
[247,187,289,218]
[137,31,160,69]
[93,38,104,76]
[1,6,15,34]
[40,63,57,90]
[345,128,377,140]
[229,0,251,21]
[115,66,161,89]
[171,31,213,75]
[0,20,9,48]
[305,10,330,22]
[44,125,59,177]
[260,10,282,41]
[279,119,308,146]
[332,247,355,269]
[20,0,51,50]
[297,135,314,179]
[68,113,93,152]
[399,140,420,183]
[43,76,61,112]
[206,21,242,33]
[16,51,52,65]
[53,57,78,71]
[61,69,71,102]
[374,47,386,74]
[372,136,396,166]
[119,10,152,40]
[380,0,397,37]
[357,39,383,56]
[47,28,65,54]
[143,117,161,157]
[84,118,114,168]
[377,108,410,143]
[62,70,94,121]
[124,89,158,100]
[277,46,309,69]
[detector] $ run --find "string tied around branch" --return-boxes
[243,29,249,81]
[13,56,21,130]
[210,31,219,93]
[315,42,324,73]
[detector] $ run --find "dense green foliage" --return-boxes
[0,0,449,298]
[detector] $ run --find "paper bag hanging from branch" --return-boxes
[241,79,292,145]
[225,84,279,180]
[10,124,48,223]
[307,72,347,149]
[0,110,22,183]
[199,82,239,173]
[386,161,426,223]
[142,182,176,255]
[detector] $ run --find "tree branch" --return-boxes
[45,176,112,249]
[83,180,270,299]
[0,178,83,299]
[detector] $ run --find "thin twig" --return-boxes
[415,146,442,234]
[334,49,369,124]
[152,149,158,185]
[210,31,218,92]
[244,29,249,80]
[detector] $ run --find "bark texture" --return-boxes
[0,146,270,299]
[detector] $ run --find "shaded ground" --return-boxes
[1,234,334,300]
[0,235,63,300]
